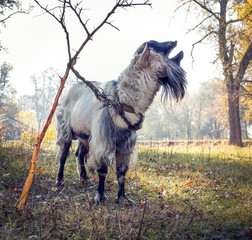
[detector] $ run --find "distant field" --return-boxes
[0,140,251,239]
[138,139,252,148]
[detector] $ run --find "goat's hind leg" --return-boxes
[56,141,72,187]
[75,141,89,184]
[94,163,108,204]
[115,151,135,205]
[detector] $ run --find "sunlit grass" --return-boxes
[0,140,251,239]
[134,144,251,223]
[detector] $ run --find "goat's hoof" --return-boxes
[80,176,90,185]
[94,192,108,204]
[55,179,64,188]
[116,196,135,206]
[52,180,64,192]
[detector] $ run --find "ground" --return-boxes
[0,140,251,239]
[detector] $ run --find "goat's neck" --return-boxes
[117,69,159,114]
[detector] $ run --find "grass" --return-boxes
[0,140,251,239]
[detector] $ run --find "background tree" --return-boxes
[0,62,17,116]
[194,79,228,139]
[31,68,60,131]
[138,82,230,140]
[0,0,28,51]
[0,0,29,135]
[178,0,252,146]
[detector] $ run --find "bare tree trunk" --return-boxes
[218,0,243,147]
[227,83,243,146]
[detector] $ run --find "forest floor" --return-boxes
[0,140,251,239]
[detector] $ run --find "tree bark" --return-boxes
[218,0,243,147]
[227,82,243,146]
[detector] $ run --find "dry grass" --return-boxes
[0,140,251,239]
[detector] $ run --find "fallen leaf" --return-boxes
[91,175,98,180]
[186,182,193,185]
[140,202,147,208]
[35,168,42,174]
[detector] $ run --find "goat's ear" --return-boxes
[136,43,150,70]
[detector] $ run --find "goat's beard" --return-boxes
[158,60,187,104]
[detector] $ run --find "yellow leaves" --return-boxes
[17,109,37,128]
[21,131,37,145]
[42,121,56,148]
[15,109,57,148]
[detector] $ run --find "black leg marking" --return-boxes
[115,151,135,205]
[75,141,89,183]
[56,141,72,187]
[94,164,108,204]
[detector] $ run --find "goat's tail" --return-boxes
[56,105,72,149]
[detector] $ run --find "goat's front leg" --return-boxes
[56,141,72,187]
[94,163,108,204]
[115,151,135,205]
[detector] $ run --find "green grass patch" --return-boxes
[0,141,251,239]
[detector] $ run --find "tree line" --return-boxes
[139,79,251,140]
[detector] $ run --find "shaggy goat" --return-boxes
[56,40,187,204]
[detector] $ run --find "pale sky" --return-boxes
[1,0,218,96]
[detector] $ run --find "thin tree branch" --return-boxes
[168,0,191,27]
[235,41,252,84]
[63,0,90,36]
[226,9,252,25]
[191,30,218,65]
[71,0,151,62]
[187,15,214,34]
[34,0,72,60]
[192,0,219,20]
[0,10,26,23]
[106,21,120,31]
[118,0,152,8]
